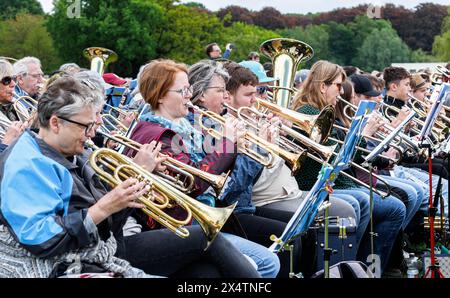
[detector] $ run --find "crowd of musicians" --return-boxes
[0,42,448,278]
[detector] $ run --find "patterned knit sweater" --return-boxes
[294,104,358,190]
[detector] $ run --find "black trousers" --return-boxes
[119,225,260,278]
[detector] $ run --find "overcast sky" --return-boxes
[38,0,450,14]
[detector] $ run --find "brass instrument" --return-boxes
[227,103,336,163]
[97,131,229,196]
[260,38,314,108]
[254,98,334,144]
[431,65,450,85]
[101,113,129,134]
[13,95,37,123]
[407,93,449,129]
[83,47,118,75]
[87,145,236,249]
[188,102,306,174]
[0,112,12,141]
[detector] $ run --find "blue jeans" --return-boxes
[222,232,280,278]
[392,166,448,216]
[335,188,405,272]
[331,191,370,249]
[379,175,423,229]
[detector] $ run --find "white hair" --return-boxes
[0,59,14,79]
[13,56,42,76]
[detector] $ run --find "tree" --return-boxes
[433,8,450,61]
[223,22,280,63]
[278,24,331,67]
[0,0,44,20]
[347,15,392,49]
[253,7,286,30]
[326,22,356,66]
[0,13,60,72]
[47,0,166,76]
[217,5,254,27]
[352,27,411,72]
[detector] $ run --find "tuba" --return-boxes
[260,38,314,108]
[88,146,236,249]
[83,47,118,75]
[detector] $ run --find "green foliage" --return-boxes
[0,0,44,20]
[432,8,450,61]
[409,49,438,63]
[278,24,330,67]
[223,22,280,63]
[326,22,356,66]
[352,27,411,72]
[47,0,166,76]
[0,13,61,72]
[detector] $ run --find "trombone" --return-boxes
[86,145,236,249]
[96,130,229,196]
[187,102,306,175]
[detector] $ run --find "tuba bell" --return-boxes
[259,38,314,108]
[83,47,118,75]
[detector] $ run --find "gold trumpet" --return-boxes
[188,102,306,175]
[101,113,129,134]
[226,103,336,163]
[88,146,236,249]
[408,93,449,129]
[254,98,335,144]
[97,131,229,196]
[13,95,38,123]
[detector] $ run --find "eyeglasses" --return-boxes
[329,82,342,89]
[58,116,96,136]
[168,85,193,98]
[28,73,44,79]
[256,86,269,95]
[1,76,16,86]
[205,86,227,94]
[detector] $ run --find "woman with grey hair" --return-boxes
[188,59,230,114]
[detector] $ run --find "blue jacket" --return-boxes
[0,131,127,257]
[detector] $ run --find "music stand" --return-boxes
[419,84,450,278]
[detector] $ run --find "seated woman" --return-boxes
[291,60,406,274]
[0,76,260,278]
[187,59,357,277]
[0,59,29,152]
[127,59,279,278]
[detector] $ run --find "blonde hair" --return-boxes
[292,60,346,111]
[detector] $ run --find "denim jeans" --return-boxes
[379,175,423,229]
[392,166,448,216]
[222,232,280,278]
[332,190,370,249]
[335,188,406,272]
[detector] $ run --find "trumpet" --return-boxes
[254,98,335,144]
[13,95,37,123]
[408,93,449,129]
[226,103,336,163]
[97,131,229,196]
[87,145,236,249]
[188,102,306,174]
[101,113,129,134]
[340,96,421,154]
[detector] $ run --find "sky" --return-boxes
[38,0,450,14]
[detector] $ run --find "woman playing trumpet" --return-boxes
[127,59,280,278]
[291,60,406,274]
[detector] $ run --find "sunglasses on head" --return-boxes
[1,76,15,86]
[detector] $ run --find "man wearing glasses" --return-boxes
[13,56,45,100]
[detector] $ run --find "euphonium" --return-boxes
[188,102,306,174]
[13,95,37,123]
[88,146,236,249]
[97,131,229,196]
[260,38,314,108]
[83,47,118,75]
